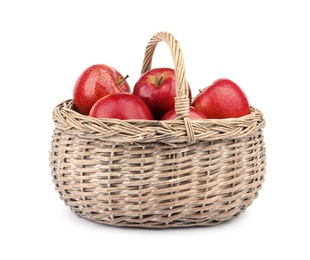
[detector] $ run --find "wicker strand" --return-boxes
[174,95,190,118]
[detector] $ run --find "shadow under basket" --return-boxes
[49,32,266,228]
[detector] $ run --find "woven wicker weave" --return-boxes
[50,32,266,228]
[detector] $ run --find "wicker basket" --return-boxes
[50,32,266,228]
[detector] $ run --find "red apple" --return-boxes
[89,93,154,120]
[73,64,130,115]
[161,106,208,120]
[133,68,192,119]
[192,78,250,119]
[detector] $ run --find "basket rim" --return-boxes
[52,99,265,143]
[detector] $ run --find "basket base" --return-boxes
[62,197,255,228]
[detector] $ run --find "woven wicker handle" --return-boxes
[141,32,195,141]
[141,32,190,117]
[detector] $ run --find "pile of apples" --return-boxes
[73,64,251,120]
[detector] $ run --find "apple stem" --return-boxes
[158,76,164,86]
[118,74,129,85]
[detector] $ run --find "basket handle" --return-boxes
[141,32,195,142]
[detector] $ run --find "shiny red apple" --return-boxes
[161,106,208,120]
[192,78,250,119]
[73,64,130,115]
[133,68,192,119]
[89,93,154,120]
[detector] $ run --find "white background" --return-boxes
[1,0,309,259]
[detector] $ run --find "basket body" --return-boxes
[50,100,266,228]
